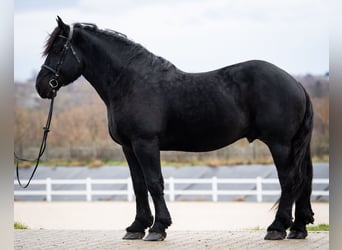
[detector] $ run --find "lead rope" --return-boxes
[15,92,56,188]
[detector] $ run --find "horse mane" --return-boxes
[43,22,175,70]
[74,23,175,70]
[43,26,61,56]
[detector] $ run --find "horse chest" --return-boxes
[107,111,125,145]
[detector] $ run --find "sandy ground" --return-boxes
[15,230,329,250]
[14,201,329,230]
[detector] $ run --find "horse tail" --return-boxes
[288,86,314,201]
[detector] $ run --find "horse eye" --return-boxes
[51,41,64,53]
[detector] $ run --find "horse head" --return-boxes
[36,16,82,99]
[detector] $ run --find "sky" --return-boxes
[14,0,329,82]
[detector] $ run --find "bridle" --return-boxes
[41,24,81,91]
[15,96,55,188]
[15,24,81,189]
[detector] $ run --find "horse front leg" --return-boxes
[122,147,153,240]
[131,137,172,241]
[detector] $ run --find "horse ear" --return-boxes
[56,16,69,34]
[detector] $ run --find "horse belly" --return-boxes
[159,81,248,152]
[160,118,246,152]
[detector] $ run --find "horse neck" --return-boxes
[76,30,134,105]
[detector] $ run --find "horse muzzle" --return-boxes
[36,83,57,99]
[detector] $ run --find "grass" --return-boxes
[19,154,329,168]
[14,222,28,229]
[23,159,270,167]
[307,224,329,231]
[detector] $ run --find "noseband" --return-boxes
[42,24,81,90]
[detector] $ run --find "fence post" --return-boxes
[86,178,92,201]
[127,178,134,202]
[169,177,175,202]
[46,178,52,202]
[256,177,262,202]
[212,177,218,202]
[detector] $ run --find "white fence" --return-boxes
[14,177,329,202]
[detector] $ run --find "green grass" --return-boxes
[307,224,329,231]
[14,222,28,229]
[21,156,329,168]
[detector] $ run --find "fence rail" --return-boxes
[14,177,329,202]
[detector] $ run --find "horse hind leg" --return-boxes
[264,143,295,240]
[122,147,154,240]
[287,151,314,239]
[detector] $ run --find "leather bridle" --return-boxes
[15,24,81,189]
[41,24,81,90]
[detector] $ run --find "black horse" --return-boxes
[36,17,314,241]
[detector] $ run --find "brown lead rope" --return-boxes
[15,93,55,188]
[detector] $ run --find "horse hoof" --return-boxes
[144,232,166,241]
[287,230,307,239]
[264,230,286,240]
[122,231,145,240]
